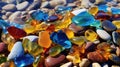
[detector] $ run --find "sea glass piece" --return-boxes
[90,20,101,28]
[112,20,120,29]
[71,36,86,46]
[98,5,108,12]
[7,41,24,60]
[111,7,120,14]
[7,26,27,39]
[49,45,63,57]
[50,30,72,49]
[38,31,52,48]
[56,6,72,14]
[62,28,74,39]
[72,11,95,26]
[88,6,98,16]
[14,54,34,67]
[31,10,48,21]
[85,29,98,42]
[23,38,43,56]
[46,24,55,32]
[35,22,48,31]
[23,24,35,34]
[112,31,120,46]
[48,15,59,22]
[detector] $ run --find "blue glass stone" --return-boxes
[50,30,72,49]
[48,15,58,22]
[14,54,34,67]
[111,7,120,14]
[112,31,120,46]
[31,10,48,21]
[90,20,101,28]
[72,11,95,26]
[98,5,108,12]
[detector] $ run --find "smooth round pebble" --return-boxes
[60,62,72,67]
[92,62,101,67]
[112,31,120,46]
[79,58,91,67]
[5,12,12,17]
[2,4,16,12]
[16,1,29,11]
[96,29,111,40]
[23,35,38,42]
[45,55,65,67]
[102,20,116,31]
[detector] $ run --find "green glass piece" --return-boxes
[90,20,101,28]
[49,45,63,57]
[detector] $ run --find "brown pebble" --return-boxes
[45,55,65,67]
[116,47,120,57]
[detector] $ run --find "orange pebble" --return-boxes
[38,31,52,48]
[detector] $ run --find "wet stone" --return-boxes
[112,31,120,46]
[102,20,116,31]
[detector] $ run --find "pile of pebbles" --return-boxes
[0,0,120,67]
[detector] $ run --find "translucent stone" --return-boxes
[85,29,98,42]
[10,61,16,67]
[23,38,43,56]
[33,55,41,67]
[71,9,87,16]
[30,20,39,26]
[7,26,27,39]
[23,24,35,34]
[98,5,108,12]
[48,15,59,22]
[46,24,55,33]
[50,30,72,49]
[88,6,98,16]
[72,11,95,26]
[111,7,120,14]
[49,45,63,56]
[31,10,48,21]
[38,31,52,48]
[112,20,120,29]
[71,36,86,46]
[90,20,101,28]
[112,31,120,46]
[55,12,72,31]
[14,54,34,67]
[35,23,48,31]
[56,6,72,14]
[62,28,74,39]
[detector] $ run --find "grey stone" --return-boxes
[2,0,24,4]
[2,4,16,12]
[16,1,29,11]
[6,12,12,17]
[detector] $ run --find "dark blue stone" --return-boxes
[50,30,72,49]
[112,31,120,46]
[27,1,41,10]
[14,54,34,67]
[111,7,120,14]
[72,11,95,26]
[48,15,58,22]
[31,10,48,21]
[98,5,108,12]
[0,2,7,7]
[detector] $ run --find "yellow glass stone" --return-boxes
[38,31,52,48]
[10,61,16,67]
[23,24,35,34]
[112,20,120,29]
[88,6,98,16]
[85,29,97,42]
[55,12,72,31]
[62,28,74,39]
[71,36,86,46]
[35,22,48,31]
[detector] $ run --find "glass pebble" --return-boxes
[98,5,108,12]
[111,7,120,14]
[14,54,34,67]
[90,20,101,28]
[62,28,74,39]
[88,6,98,16]
[72,11,95,26]
[112,20,120,29]
[49,45,63,56]
[23,24,35,34]
[48,15,59,22]
[71,36,86,46]
[50,30,72,49]
[38,31,52,48]
[85,29,98,42]
[31,10,48,21]
[112,31,120,46]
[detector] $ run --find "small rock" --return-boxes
[102,20,116,31]
[23,35,38,42]
[45,55,65,67]
[5,12,12,17]
[71,9,87,16]
[116,47,120,57]
[2,4,16,12]
[0,2,7,7]
[3,0,23,4]
[81,0,91,8]
[87,51,106,62]
[112,31,120,46]
[0,62,10,67]
[96,29,111,40]
[60,62,72,67]
[16,1,29,11]
[112,65,120,67]
[2,15,7,20]
[101,63,109,67]
[109,54,120,64]
[41,1,50,8]
[95,0,106,4]
[67,3,76,8]
[8,11,25,24]
[79,58,91,67]
[27,1,41,11]
[92,62,101,67]
[0,42,6,53]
